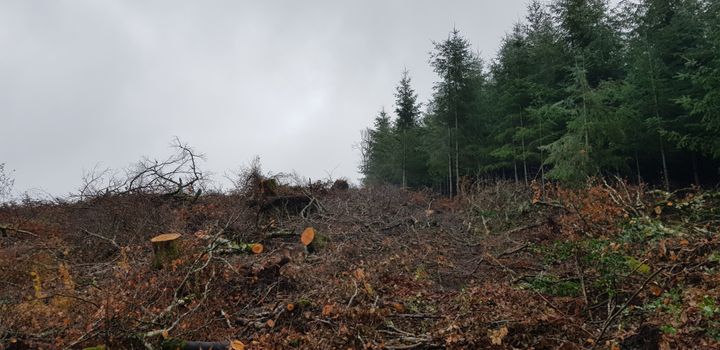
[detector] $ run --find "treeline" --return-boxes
[359,0,720,193]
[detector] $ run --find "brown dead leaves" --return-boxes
[488,326,509,345]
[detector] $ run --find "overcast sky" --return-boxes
[1,0,533,196]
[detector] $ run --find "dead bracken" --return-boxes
[1,176,719,349]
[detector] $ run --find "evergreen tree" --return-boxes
[427,28,484,195]
[393,70,425,188]
[523,0,574,186]
[552,0,624,86]
[542,69,634,183]
[625,0,705,188]
[363,108,399,185]
[489,23,533,184]
[358,0,720,190]
[675,0,720,159]
[394,69,421,131]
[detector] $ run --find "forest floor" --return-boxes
[1,179,719,349]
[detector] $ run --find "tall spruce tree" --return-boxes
[624,0,705,188]
[363,108,399,185]
[553,0,623,86]
[675,0,720,160]
[393,69,424,188]
[427,28,483,195]
[358,0,720,189]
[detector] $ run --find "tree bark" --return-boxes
[151,233,182,269]
[455,109,460,197]
[692,153,700,187]
[660,140,670,192]
[635,149,642,185]
[646,37,670,192]
[520,111,529,186]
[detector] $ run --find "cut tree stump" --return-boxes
[301,227,327,253]
[151,233,182,269]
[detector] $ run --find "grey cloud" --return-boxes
[0,0,528,196]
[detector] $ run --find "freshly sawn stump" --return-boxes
[301,226,327,253]
[151,233,182,269]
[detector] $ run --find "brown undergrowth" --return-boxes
[1,178,718,349]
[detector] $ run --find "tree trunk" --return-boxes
[452,80,460,198]
[455,109,460,197]
[692,153,700,187]
[539,109,546,201]
[635,149,642,185]
[520,111,528,186]
[647,37,670,192]
[402,134,407,189]
[447,151,453,198]
[151,233,182,269]
[660,140,670,192]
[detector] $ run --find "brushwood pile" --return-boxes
[1,177,719,349]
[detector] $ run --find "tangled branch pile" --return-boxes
[1,175,719,349]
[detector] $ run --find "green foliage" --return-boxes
[539,241,576,265]
[362,109,400,185]
[644,290,679,316]
[394,69,421,132]
[532,238,646,296]
[625,256,651,274]
[581,239,628,295]
[701,295,719,318]
[643,288,720,339]
[361,72,429,188]
[523,274,581,297]
[660,324,678,335]
[620,217,679,243]
[361,0,720,188]
[701,295,720,340]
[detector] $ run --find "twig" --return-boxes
[384,342,427,350]
[0,224,39,237]
[389,314,444,319]
[143,278,213,349]
[531,288,595,338]
[575,254,588,306]
[497,242,529,258]
[220,309,233,329]
[80,228,121,251]
[595,267,666,344]
[347,279,359,308]
[63,319,102,350]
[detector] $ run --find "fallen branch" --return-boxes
[0,223,39,237]
[159,340,231,350]
[388,314,444,319]
[80,228,121,251]
[347,279,359,307]
[496,242,529,258]
[143,278,213,349]
[595,267,666,345]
